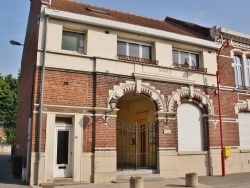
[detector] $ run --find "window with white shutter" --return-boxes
[177,103,203,151]
[238,113,250,149]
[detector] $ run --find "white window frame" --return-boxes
[234,55,244,87]
[173,49,200,68]
[61,30,85,54]
[117,39,152,59]
[246,57,250,87]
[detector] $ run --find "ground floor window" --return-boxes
[177,103,203,151]
[238,113,250,149]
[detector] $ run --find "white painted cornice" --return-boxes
[44,8,219,49]
[219,27,250,40]
[211,26,250,44]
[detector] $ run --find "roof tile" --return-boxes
[48,0,211,40]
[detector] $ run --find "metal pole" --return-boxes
[216,38,230,177]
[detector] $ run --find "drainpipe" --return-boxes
[26,118,32,182]
[38,14,49,183]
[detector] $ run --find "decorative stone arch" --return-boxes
[108,80,166,112]
[167,86,214,115]
[235,99,250,114]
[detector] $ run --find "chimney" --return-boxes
[42,0,52,5]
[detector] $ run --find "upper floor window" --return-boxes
[234,55,244,87]
[117,40,158,64]
[61,31,85,53]
[117,41,152,59]
[246,57,250,86]
[173,49,199,69]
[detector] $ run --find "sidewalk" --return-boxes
[53,172,250,188]
[1,153,250,188]
[0,153,30,188]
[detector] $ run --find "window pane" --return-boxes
[247,57,250,66]
[129,43,139,57]
[191,53,199,67]
[234,55,243,86]
[173,50,179,64]
[142,45,151,59]
[62,31,84,53]
[247,58,250,86]
[117,41,126,55]
[180,52,189,65]
[56,117,72,124]
[57,131,69,164]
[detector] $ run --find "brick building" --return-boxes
[15,0,250,185]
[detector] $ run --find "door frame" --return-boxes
[53,124,73,178]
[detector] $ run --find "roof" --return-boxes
[48,0,212,40]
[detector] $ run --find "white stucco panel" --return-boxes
[87,30,117,58]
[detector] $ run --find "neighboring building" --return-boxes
[15,0,250,185]
[210,27,250,151]
[0,126,11,153]
[0,126,7,143]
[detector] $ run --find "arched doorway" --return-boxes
[116,93,157,170]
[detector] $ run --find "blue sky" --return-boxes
[1,0,250,77]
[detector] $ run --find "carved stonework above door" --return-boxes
[109,81,166,112]
[167,86,214,115]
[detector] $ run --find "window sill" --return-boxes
[234,86,250,91]
[60,49,85,55]
[173,63,207,73]
[43,49,87,57]
[240,149,250,153]
[178,151,207,156]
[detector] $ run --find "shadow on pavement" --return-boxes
[198,173,250,187]
[165,184,186,187]
[0,153,30,187]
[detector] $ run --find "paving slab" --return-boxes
[1,152,250,188]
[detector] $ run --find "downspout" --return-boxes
[26,118,32,182]
[38,14,49,183]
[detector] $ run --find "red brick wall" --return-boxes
[43,70,90,106]
[218,56,234,87]
[16,0,41,158]
[31,67,244,153]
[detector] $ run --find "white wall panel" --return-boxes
[239,113,250,149]
[177,103,203,151]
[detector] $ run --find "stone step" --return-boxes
[41,178,87,187]
[113,170,164,183]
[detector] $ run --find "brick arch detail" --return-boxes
[108,81,166,111]
[167,86,214,115]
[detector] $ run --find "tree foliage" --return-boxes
[0,74,19,143]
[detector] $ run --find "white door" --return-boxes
[177,103,203,151]
[54,126,73,177]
